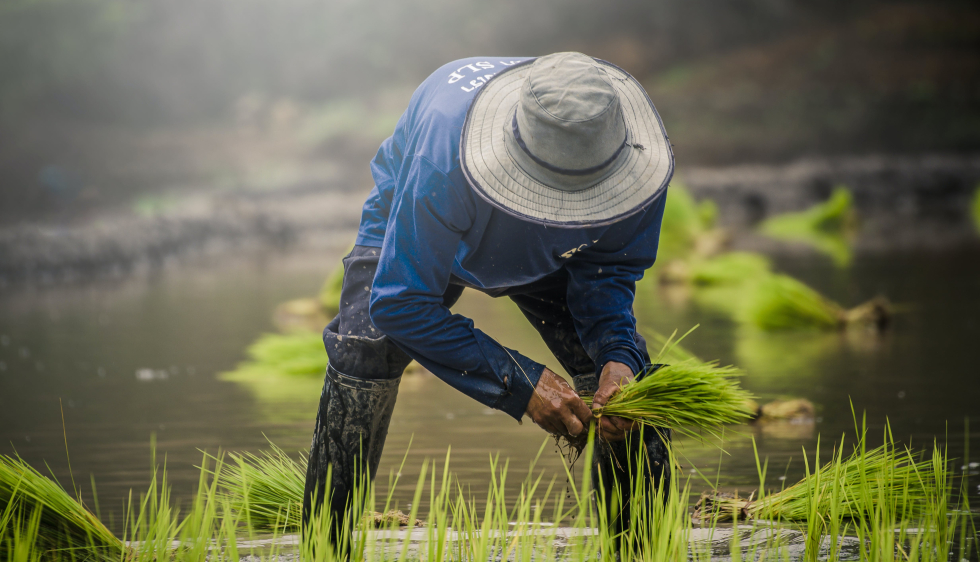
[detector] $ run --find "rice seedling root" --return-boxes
[692,490,755,523]
[840,295,892,330]
[756,398,815,422]
[365,510,424,528]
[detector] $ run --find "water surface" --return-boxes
[1,244,979,522]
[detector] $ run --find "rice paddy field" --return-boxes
[1,236,980,559]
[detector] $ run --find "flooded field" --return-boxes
[1,240,979,524]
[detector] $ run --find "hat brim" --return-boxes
[461,58,674,227]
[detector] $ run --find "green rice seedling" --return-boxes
[0,454,124,561]
[7,423,974,562]
[581,359,756,442]
[659,252,770,286]
[215,442,307,532]
[641,328,702,364]
[760,187,857,267]
[740,274,891,331]
[688,252,772,286]
[658,183,726,263]
[222,330,326,378]
[694,421,937,529]
[762,186,856,235]
[689,283,749,318]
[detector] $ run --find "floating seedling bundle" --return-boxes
[224,330,327,378]
[0,454,124,561]
[760,187,857,267]
[741,274,891,331]
[581,359,757,442]
[661,252,772,286]
[762,187,857,236]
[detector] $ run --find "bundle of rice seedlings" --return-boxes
[581,359,756,442]
[216,445,425,534]
[688,252,772,286]
[740,274,891,331]
[760,187,857,267]
[762,187,857,236]
[693,438,935,524]
[658,183,726,262]
[215,443,307,532]
[223,331,327,378]
[0,454,124,560]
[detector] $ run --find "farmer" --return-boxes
[302,52,674,544]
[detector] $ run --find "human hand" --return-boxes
[525,368,594,441]
[592,361,640,441]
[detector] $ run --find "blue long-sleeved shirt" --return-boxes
[356,56,668,421]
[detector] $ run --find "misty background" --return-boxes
[2,0,978,226]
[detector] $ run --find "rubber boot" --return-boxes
[301,362,400,553]
[573,370,672,553]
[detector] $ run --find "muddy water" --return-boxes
[1,245,979,523]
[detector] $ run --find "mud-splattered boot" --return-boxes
[301,361,400,552]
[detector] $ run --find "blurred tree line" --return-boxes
[0,0,876,126]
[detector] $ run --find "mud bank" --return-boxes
[1,154,978,285]
[0,188,366,285]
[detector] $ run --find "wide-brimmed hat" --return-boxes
[461,52,673,227]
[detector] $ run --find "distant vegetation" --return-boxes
[2,0,977,222]
[1,0,976,145]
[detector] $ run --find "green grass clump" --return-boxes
[739,274,892,332]
[688,252,772,286]
[582,359,756,442]
[0,454,124,561]
[760,187,857,267]
[223,331,326,378]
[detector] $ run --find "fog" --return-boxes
[1,0,977,225]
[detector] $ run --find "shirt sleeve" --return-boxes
[564,192,668,378]
[368,156,544,421]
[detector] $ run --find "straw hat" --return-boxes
[461,52,674,227]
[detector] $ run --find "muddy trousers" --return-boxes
[302,246,671,549]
